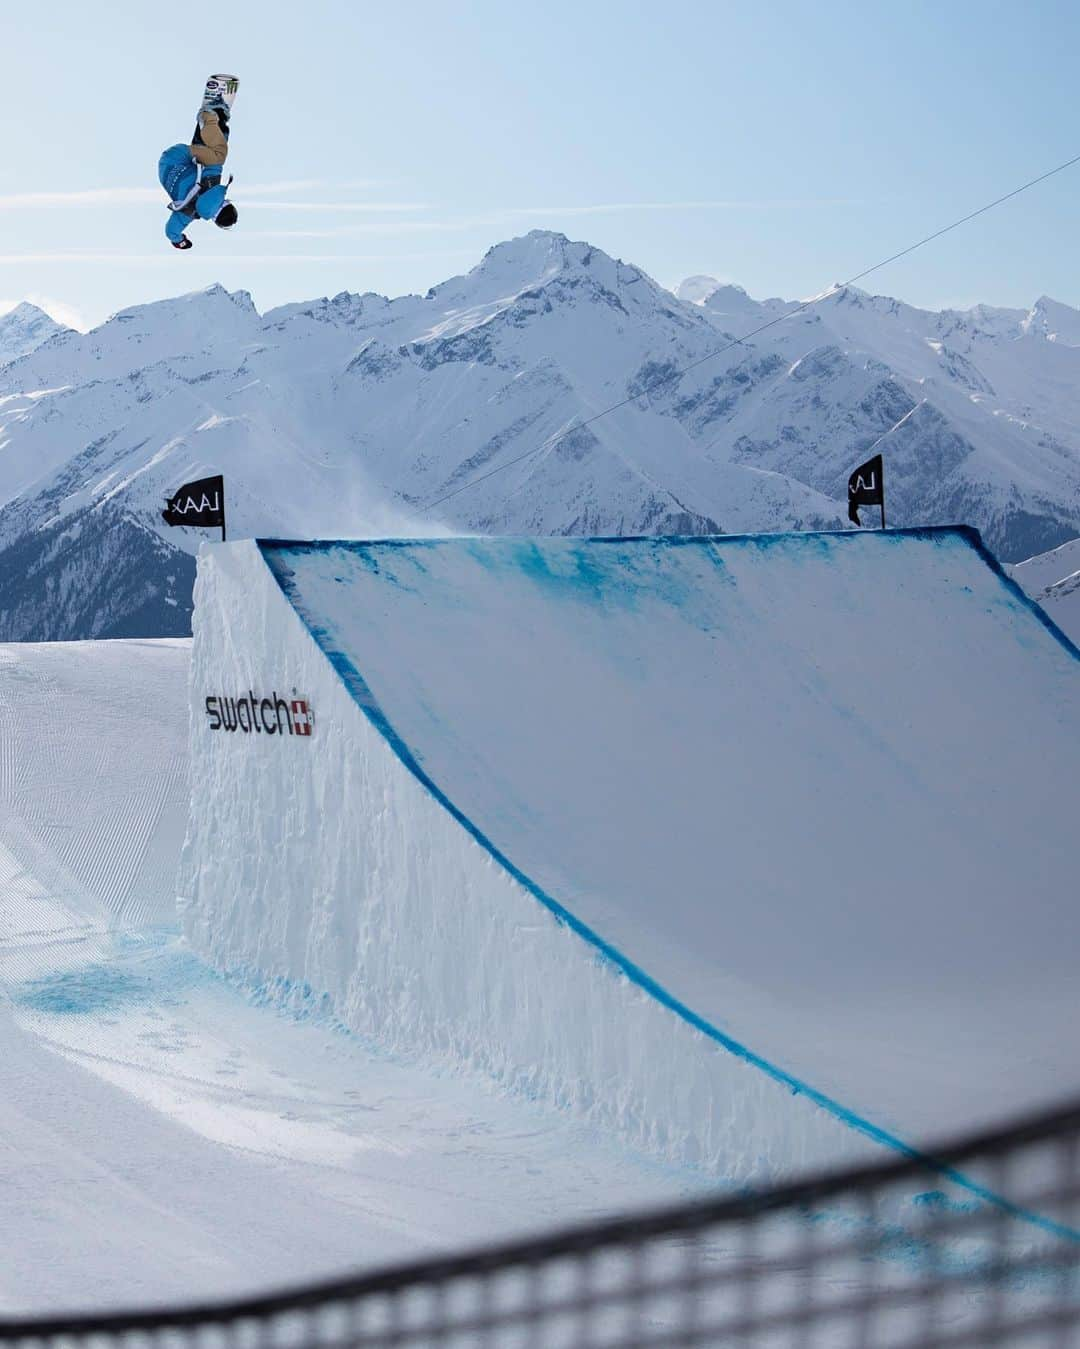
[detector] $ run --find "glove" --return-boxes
[172,237,193,250]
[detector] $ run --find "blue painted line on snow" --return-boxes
[959,527,1080,662]
[257,526,1080,1241]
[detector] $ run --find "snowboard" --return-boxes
[199,73,239,116]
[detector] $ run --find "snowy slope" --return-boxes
[181,529,1080,1184]
[0,638,188,956]
[4,531,1078,1308]
[0,638,710,1312]
[1010,536,1080,645]
[2,234,1080,640]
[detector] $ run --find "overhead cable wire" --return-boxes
[423,149,1080,513]
[862,398,928,459]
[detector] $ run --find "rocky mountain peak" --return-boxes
[0,302,70,364]
[1022,295,1080,346]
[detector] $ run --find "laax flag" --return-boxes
[162,475,226,536]
[847,454,885,527]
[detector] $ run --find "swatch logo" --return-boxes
[205,690,314,738]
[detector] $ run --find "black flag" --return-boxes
[847,454,885,528]
[162,474,226,540]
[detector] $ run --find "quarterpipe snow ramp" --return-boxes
[180,528,1080,1180]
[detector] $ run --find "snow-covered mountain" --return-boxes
[681,277,1080,561]
[0,302,70,364]
[1009,537,1080,647]
[2,230,1079,640]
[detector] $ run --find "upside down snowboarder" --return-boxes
[158,75,239,250]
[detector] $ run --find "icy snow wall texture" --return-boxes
[0,639,189,954]
[180,530,1080,1180]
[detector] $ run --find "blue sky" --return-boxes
[2,0,1079,329]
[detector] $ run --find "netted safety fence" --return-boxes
[3,1098,1080,1347]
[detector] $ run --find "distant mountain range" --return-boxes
[2,230,1079,640]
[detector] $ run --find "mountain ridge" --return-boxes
[1,230,1079,639]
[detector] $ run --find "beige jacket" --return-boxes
[191,110,229,168]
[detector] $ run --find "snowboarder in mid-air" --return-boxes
[159,75,239,250]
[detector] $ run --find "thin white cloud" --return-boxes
[246,221,460,239]
[312,179,397,191]
[0,250,474,266]
[0,252,156,263]
[500,199,859,216]
[0,181,333,209]
[211,249,475,264]
[243,199,858,236]
[243,201,432,212]
[0,188,164,208]
[226,180,324,198]
[244,214,563,239]
[35,295,91,331]
[0,190,852,218]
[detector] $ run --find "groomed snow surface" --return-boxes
[3,527,1078,1313]
[0,640,707,1314]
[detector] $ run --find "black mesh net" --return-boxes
[4,1100,1079,1348]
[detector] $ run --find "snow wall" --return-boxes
[180,529,1080,1182]
[0,639,189,986]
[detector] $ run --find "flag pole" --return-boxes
[880,481,886,531]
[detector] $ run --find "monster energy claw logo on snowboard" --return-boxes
[201,74,240,112]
